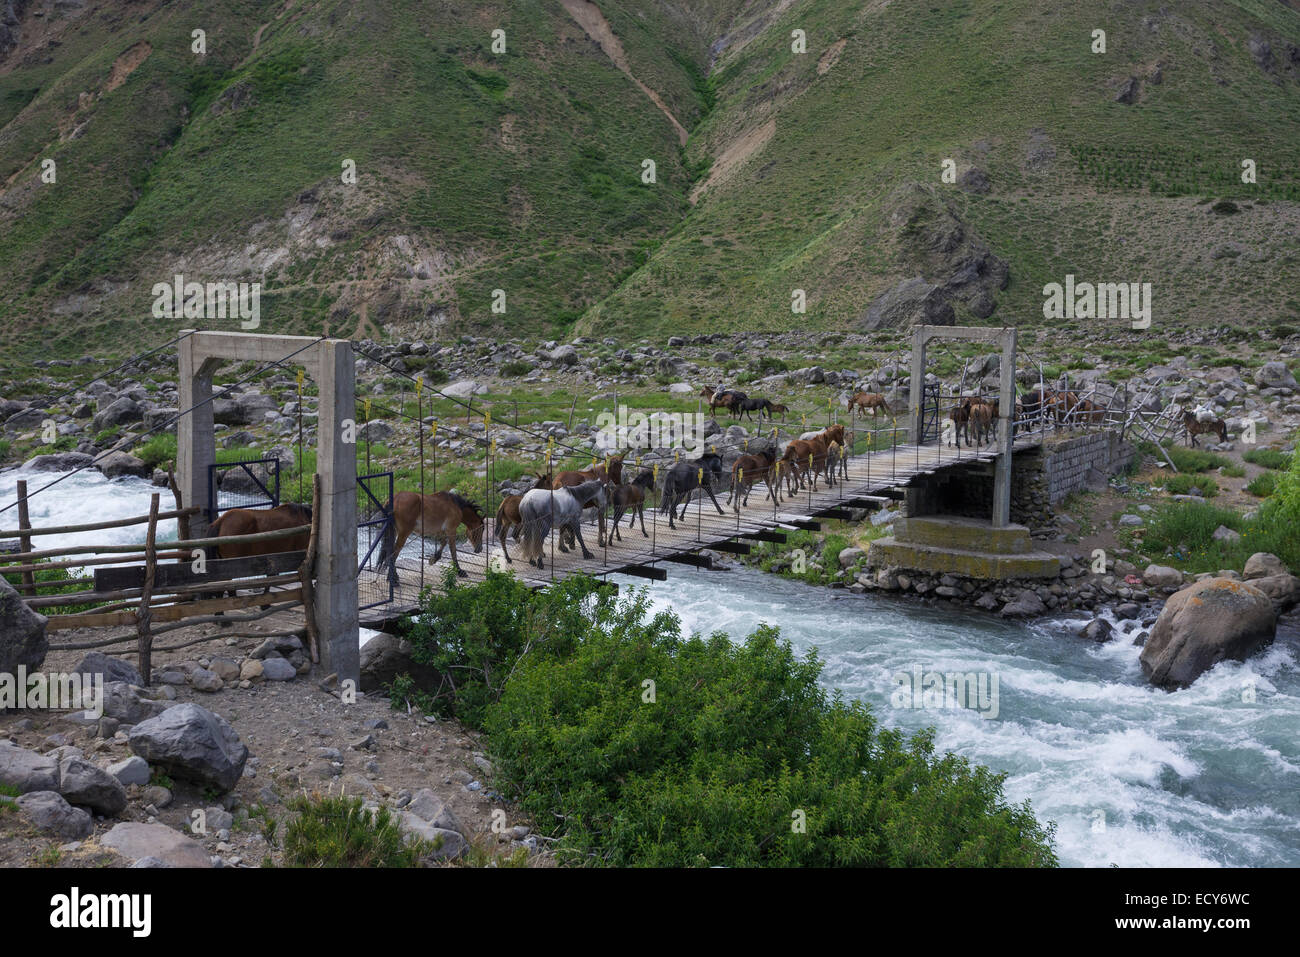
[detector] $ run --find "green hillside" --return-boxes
[1,0,1299,362]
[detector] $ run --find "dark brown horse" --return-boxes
[1182,409,1228,447]
[608,470,656,541]
[208,503,312,558]
[493,471,553,564]
[699,386,746,416]
[728,448,779,510]
[378,491,484,578]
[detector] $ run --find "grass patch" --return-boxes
[1163,445,1229,473]
[1246,472,1277,498]
[1162,474,1218,498]
[281,793,423,868]
[1243,448,1292,470]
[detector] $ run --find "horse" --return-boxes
[1182,409,1228,447]
[517,479,609,568]
[949,399,993,447]
[728,448,779,511]
[781,436,830,493]
[661,452,726,528]
[848,392,890,419]
[608,470,656,541]
[493,471,553,564]
[699,387,746,416]
[555,457,622,548]
[767,403,790,421]
[733,396,774,421]
[208,503,312,559]
[1048,390,1081,428]
[207,503,313,610]
[377,491,484,578]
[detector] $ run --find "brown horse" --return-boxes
[608,470,656,541]
[1048,390,1081,428]
[728,448,780,511]
[781,436,830,494]
[555,457,622,548]
[378,491,484,578]
[206,504,313,611]
[1182,409,1228,447]
[208,503,312,558]
[848,392,890,419]
[767,403,790,421]
[493,471,553,564]
[699,386,746,416]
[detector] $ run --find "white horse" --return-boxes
[518,478,609,569]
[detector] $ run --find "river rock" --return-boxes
[22,452,95,471]
[1140,578,1276,690]
[1254,361,1298,392]
[838,546,865,569]
[1000,589,1046,618]
[0,577,48,677]
[127,703,249,792]
[16,791,93,840]
[1246,574,1300,613]
[189,668,223,692]
[1079,619,1114,643]
[399,812,468,861]
[90,397,144,432]
[108,756,151,788]
[96,451,150,479]
[1243,552,1288,580]
[101,681,171,724]
[1142,564,1184,589]
[72,652,143,687]
[100,822,212,868]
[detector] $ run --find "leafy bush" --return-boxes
[1243,447,1292,470]
[483,584,1057,867]
[282,793,422,867]
[400,571,594,728]
[1220,464,1246,478]
[499,360,534,378]
[137,433,177,471]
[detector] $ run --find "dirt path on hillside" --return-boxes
[559,0,689,145]
[689,118,775,203]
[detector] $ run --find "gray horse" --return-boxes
[517,478,609,569]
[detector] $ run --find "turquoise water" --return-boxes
[616,566,1300,868]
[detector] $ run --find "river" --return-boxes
[4,466,1297,867]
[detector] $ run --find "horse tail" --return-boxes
[207,512,228,536]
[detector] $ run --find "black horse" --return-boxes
[733,396,773,421]
[661,452,726,529]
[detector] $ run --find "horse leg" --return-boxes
[497,521,513,564]
[569,520,596,560]
[637,504,647,536]
[611,505,624,542]
[703,484,725,516]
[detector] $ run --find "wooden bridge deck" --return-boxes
[358,434,1043,623]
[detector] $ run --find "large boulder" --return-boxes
[0,576,48,678]
[15,791,93,840]
[100,822,212,867]
[21,452,95,472]
[73,652,143,688]
[1142,564,1184,590]
[358,632,441,693]
[1243,552,1288,580]
[0,740,59,793]
[1140,578,1276,690]
[1247,574,1300,614]
[1254,361,1298,392]
[100,681,172,724]
[96,451,149,479]
[90,397,144,433]
[56,753,127,815]
[127,703,249,792]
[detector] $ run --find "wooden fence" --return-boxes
[0,474,322,684]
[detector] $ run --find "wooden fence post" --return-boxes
[137,493,160,685]
[15,480,35,597]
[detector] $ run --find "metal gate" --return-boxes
[919,382,943,443]
[357,471,397,610]
[208,457,280,517]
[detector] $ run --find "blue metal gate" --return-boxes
[357,471,397,610]
[208,457,280,518]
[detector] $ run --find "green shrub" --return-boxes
[137,433,178,471]
[282,793,423,867]
[1246,472,1277,498]
[481,579,1058,867]
[1162,474,1218,497]
[0,439,10,463]
[0,566,104,614]
[1242,447,1292,470]
[1220,464,1246,478]
[499,360,534,378]
[1163,445,1229,473]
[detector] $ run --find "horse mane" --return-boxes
[443,491,482,516]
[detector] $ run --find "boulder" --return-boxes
[108,756,151,788]
[0,577,48,677]
[549,345,579,366]
[260,657,296,681]
[2,407,46,433]
[1078,619,1114,643]
[57,753,127,815]
[0,740,59,793]
[100,681,171,724]
[1140,578,1276,690]
[21,452,95,471]
[358,419,395,443]
[1000,589,1047,618]
[838,546,865,569]
[399,812,468,861]
[1243,552,1288,580]
[1142,564,1184,589]
[1247,574,1300,614]
[189,668,223,692]
[90,397,144,432]
[442,380,478,399]
[359,632,441,693]
[100,822,212,868]
[127,703,249,792]
[406,788,466,836]
[15,791,93,840]
[1254,361,1298,392]
[73,652,143,688]
[96,451,149,479]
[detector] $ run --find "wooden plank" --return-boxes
[45,587,303,632]
[743,529,789,542]
[709,541,751,555]
[662,552,713,569]
[0,507,201,540]
[94,550,305,592]
[618,564,667,581]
